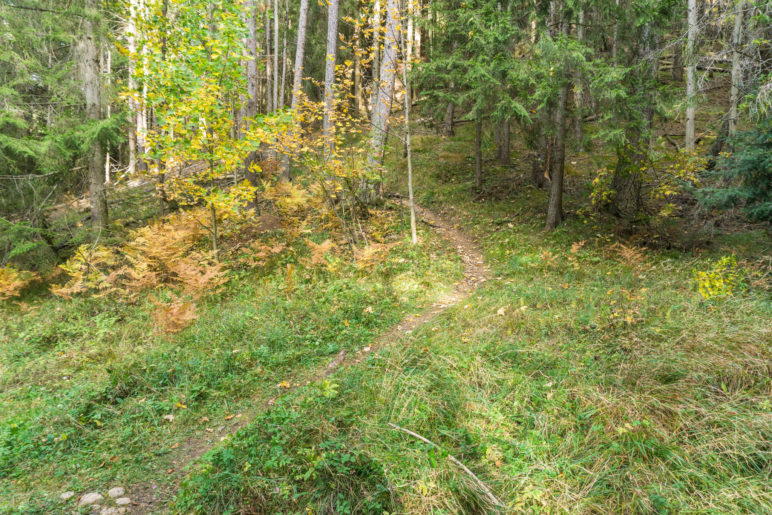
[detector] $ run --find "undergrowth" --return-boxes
[0,201,462,513]
[176,128,771,513]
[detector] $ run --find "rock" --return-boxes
[115,497,131,506]
[108,487,125,498]
[100,508,127,515]
[78,492,104,507]
[60,491,75,501]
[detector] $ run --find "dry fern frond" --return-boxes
[172,253,228,299]
[305,239,336,266]
[610,242,647,267]
[152,293,198,334]
[238,242,286,268]
[354,242,398,270]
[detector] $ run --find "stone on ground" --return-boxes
[78,492,103,507]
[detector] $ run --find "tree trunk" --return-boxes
[127,0,138,176]
[443,102,455,136]
[290,0,309,112]
[323,0,340,155]
[279,0,309,181]
[244,0,261,200]
[498,118,510,165]
[353,21,365,115]
[369,0,382,115]
[546,18,570,230]
[573,8,584,149]
[273,0,279,112]
[402,13,418,245]
[265,11,273,113]
[729,1,745,135]
[78,0,108,229]
[685,0,697,151]
[279,2,288,109]
[475,115,482,189]
[103,48,112,184]
[367,0,400,167]
[545,80,568,229]
[672,41,684,82]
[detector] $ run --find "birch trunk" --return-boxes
[402,12,417,245]
[273,0,279,111]
[244,0,261,201]
[103,48,111,184]
[265,10,273,113]
[685,0,697,150]
[323,0,340,155]
[78,0,108,229]
[368,0,400,166]
[290,0,309,111]
[369,0,382,115]
[280,0,310,181]
[279,2,288,109]
[127,0,138,175]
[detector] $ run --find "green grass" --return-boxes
[0,209,463,513]
[176,127,771,513]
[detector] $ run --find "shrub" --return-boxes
[699,119,772,222]
[694,255,745,300]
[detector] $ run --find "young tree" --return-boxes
[401,3,417,244]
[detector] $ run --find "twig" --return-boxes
[388,422,504,509]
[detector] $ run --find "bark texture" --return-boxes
[78,0,108,229]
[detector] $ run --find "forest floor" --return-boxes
[127,201,490,513]
[2,116,771,513]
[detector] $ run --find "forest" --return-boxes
[0,0,770,512]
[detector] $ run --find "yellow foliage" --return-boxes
[0,266,39,301]
[50,245,121,299]
[694,255,744,300]
[51,209,227,300]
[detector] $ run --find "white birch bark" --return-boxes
[290,0,309,111]
[402,2,417,244]
[323,0,340,154]
[273,0,280,112]
[368,0,400,166]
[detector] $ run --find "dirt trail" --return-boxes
[127,201,488,513]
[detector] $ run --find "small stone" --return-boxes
[100,508,127,515]
[115,497,131,506]
[108,487,125,498]
[79,492,104,507]
[60,491,75,501]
